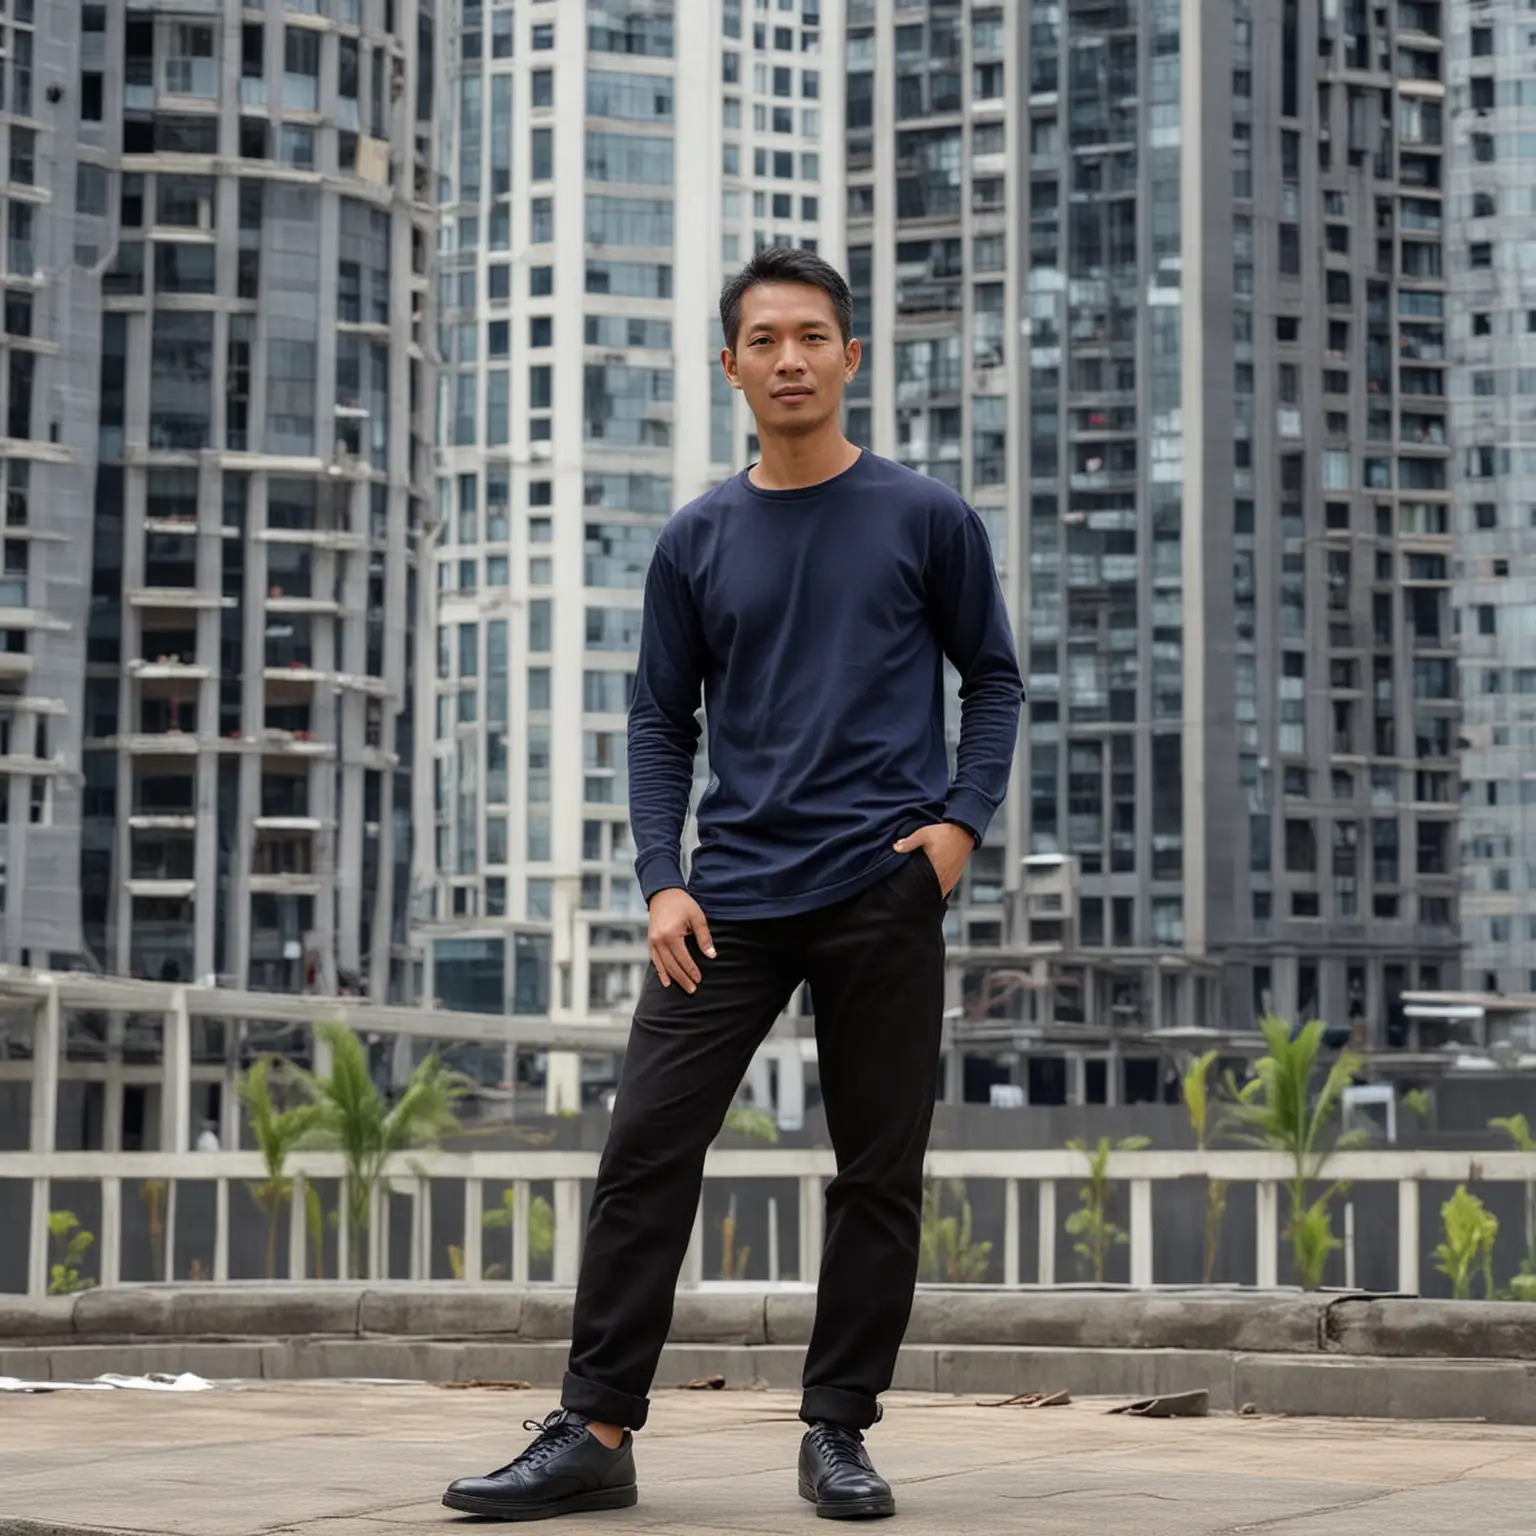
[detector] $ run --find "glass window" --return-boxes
[585,131,674,185]
[588,0,674,58]
[584,364,673,446]
[586,69,673,121]
[585,195,674,247]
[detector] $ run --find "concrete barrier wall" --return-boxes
[6,1287,1536,1424]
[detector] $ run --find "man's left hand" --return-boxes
[892,822,975,898]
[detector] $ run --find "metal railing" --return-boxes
[5,1147,1534,1302]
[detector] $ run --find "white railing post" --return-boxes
[27,1176,49,1297]
[410,1177,429,1281]
[162,988,191,1154]
[1398,1179,1420,1295]
[163,1179,178,1283]
[1037,1178,1056,1286]
[767,1195,780,1283]
[336,1184,351,1280]
[682,1202,704,1288]
[31,985,60,1155]
[463,1177,482,1283]
[1003,1178,1020,1287]
[1255,1180,1279,1288]
[552,1178,581,1285]
[1129,1178,1153,1288]
[798,1174,823,1284]
[512,1179,531,1284]
[289,1174,308,1280]
[371,1182,388,1280]
[100,1176,122,1289]
[214,1176,230,1281]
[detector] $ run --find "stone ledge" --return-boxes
[3,1337,1536,1425]
[5,1286,1536,1366]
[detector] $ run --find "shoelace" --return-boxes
[491,1410,588,1476]
[808,1422,868,1471]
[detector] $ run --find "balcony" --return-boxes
[249,829,320,895]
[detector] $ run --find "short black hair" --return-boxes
[718,247,854,351]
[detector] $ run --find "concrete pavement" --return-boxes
[2,1384,1534,1535]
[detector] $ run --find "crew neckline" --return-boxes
[738,447,868,502]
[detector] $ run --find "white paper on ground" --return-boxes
[0,1372,214,1394]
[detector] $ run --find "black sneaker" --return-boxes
[442,1409,638,1522]
[797,1422,896,1520]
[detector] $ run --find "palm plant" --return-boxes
[1224,1015,1367,1289]
[238,1055,321,1279]
[1181,1050,1228,1283]
[295,1023,465,1279]
[1434,1184,1499,1301]
[919,1178,992,1283]
[1065,1134,1151,1282]
[719,1105,779,1143]
[483,1186,555,1279]
[1490,1115,1536,1296]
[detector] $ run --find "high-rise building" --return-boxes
[0,0,93,963]
[56,0,440,999]
[1449,0,1536,996]
[423,0,843,1100]
[847,0,1459,1066]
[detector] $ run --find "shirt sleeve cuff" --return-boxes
[942,788,995,847]
[636,852,687,904]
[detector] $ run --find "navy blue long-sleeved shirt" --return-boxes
[628,450,1024,920]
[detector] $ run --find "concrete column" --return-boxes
[544,1051,580,1116]
[1397,1180,1420,1296]
[162,987,191,1152]
[1037,1179,1057,1286]
[773,1037,805,1132]
[30,985,60,1154]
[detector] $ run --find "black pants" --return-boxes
[561,853,947,1432]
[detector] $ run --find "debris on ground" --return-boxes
[678,1375,727,1390]
[436,1379,532,1392]
[977,1390,1071,1409]
[0,1372,214,1394]
[1240,1402,1260,1417]
[1107,1388,1209,1419]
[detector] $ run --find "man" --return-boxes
[444,249,1023,1522]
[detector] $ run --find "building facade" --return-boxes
[61,0,439,999]
[845,0,1459,1075]
[1448,1,1536,995]
[422,0,844,1101]
[0,0,93,963]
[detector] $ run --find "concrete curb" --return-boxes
[8,1286,1536,1425]
[2,1335,1534,1424]
[7,1284,1534,1359]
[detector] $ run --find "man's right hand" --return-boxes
[648,888,715,993]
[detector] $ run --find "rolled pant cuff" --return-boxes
[799,1385,880,1430]
[562,1370,650,1432]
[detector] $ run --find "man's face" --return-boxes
[721,282,861,438]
